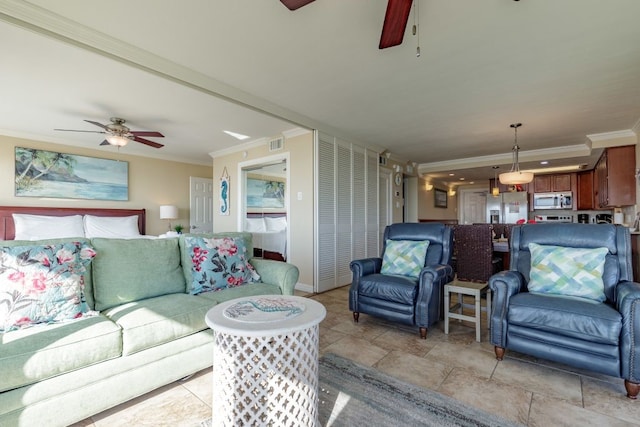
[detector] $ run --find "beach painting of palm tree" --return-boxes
[246,178,285,209]
[15,147,128,201]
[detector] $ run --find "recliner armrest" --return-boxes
[616,280,640,382]
[419,263,453,285]
[489,270,526,347]
[349,257,383,278]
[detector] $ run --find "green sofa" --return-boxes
[0,232,299,426]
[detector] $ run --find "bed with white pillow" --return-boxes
[245,213,287,261]
[0,206,146,240]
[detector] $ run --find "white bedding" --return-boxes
[251,229,287,259]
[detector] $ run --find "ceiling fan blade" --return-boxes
[99,140,110,146]
[54,128,106,134]
[84,120,110,130]
[133,135,164,148]
[130,130,164,137]
[280,0,315,11]
[379,0,413,49]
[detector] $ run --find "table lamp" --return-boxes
[159,205,178,231]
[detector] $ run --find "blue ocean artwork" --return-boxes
[15,147,128,201]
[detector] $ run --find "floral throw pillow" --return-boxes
[381,239,430,279]
[185,236,260,295]
[0,242,97,332]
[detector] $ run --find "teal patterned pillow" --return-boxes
[0,242,97,332]
[185,236,260,295]
[381,239,430,278]
[528,243,608,302]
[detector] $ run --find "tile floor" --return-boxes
[74,285,640,426]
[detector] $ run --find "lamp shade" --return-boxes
[105,134,129,147]
[159,205,178,220]
[499,171,534,185]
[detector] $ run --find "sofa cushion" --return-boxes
[356,273,417,305]
[91,238,186,311]
[508,292,621,345]
[182,236,260,295]
[528,243,608,302]
[0,315,122,392]
[0,241,97,332]
[381,239,429,278]
[102,293,213,355]
[197,282,283,304]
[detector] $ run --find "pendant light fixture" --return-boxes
[499,123,534,185]
[491,166,500,196]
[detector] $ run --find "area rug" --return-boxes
[202,353,521,426]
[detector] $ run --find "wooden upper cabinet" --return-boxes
[594,145,636,208]
[533,173,573,193]
[576,170,595,210]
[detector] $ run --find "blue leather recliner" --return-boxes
[490,223,640,398]
[349,223,454,339]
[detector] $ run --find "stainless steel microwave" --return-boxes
[533,192,573,210]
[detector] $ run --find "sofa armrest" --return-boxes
[249,258,299,296]
[489,270,526,348]
[616,280,640,382]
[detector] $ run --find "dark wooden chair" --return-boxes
[453,224,502,282]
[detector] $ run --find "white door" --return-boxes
[189,177,213,233]
[461,191,487,224]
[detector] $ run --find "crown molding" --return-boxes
[586,129,637,147]
[282,128,312,138]
[417,144,592,174]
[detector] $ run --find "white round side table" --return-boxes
[205,295,326,427]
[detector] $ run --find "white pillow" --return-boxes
[83,215,141,238]
[265,216,287,232]
[13,214,85,240]
[245,217,266,232]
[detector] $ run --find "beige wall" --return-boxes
[212,132,314,288]
[417,177,458,220]
[1,135,213,235]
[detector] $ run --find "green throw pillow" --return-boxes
[380,239,430,278]
[528,243,608,302]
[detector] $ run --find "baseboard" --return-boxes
[295,282,313,293]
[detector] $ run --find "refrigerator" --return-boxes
[486,192,529,224]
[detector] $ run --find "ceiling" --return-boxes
[1,0,639,188]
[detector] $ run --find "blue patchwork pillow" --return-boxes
[185,236,260,295]
[528,243,608,302]
[381,239,430,278]
[0,241,97,332]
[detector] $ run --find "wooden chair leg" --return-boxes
[625,380,640,399]
[419,327,427,339]
[494,346,505,361]
[353,312,359,323]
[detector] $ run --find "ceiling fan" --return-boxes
[280,0,414,49]
[54,117,164,148]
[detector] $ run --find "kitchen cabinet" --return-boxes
[533,173,573,193]
[594,145,636,208]
[576,170,595,210]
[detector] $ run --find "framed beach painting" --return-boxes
[14,147,128,201]
[246,178,285,209]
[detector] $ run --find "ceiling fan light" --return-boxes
[106,134,129,147]
[499,171,534,185]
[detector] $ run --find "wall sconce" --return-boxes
[394,164,403,173]
[159,205,178,231]
[425,183,433,191]
[448,189,456,197]
[492,166,500,196]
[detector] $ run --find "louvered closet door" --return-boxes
[366,150,379,257]
[315,132,380,292]
[316,132,337,292]
[335,139,353,287]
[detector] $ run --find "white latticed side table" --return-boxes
[205,295,326,427]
